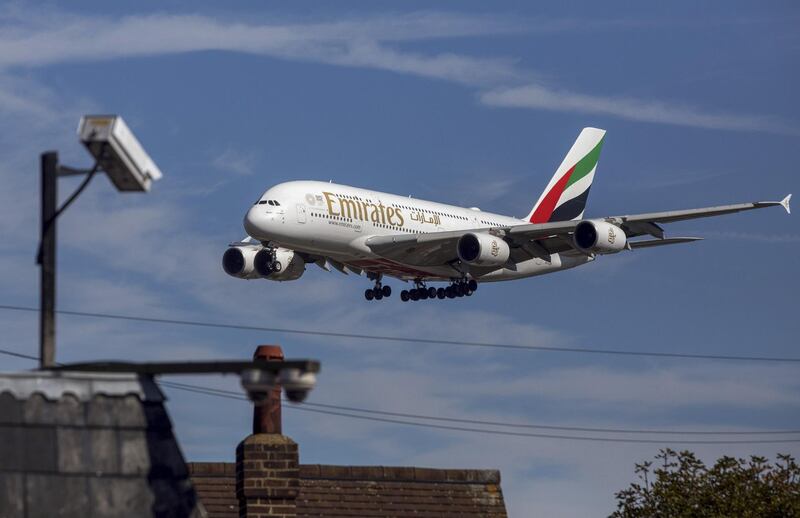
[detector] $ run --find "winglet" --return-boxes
[781,194,792,214]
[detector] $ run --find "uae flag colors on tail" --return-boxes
[526,127,606,223]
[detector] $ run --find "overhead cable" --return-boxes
[156,380,800,445]
[1,304,798,363]
[159,380,800,436]
[2,346,798,445]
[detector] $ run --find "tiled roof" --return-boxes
[0,372,205,518]
[189,463,238,517]
[188,462,507,518]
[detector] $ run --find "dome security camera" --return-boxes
[279,368,317,403]
[240,368,277,404]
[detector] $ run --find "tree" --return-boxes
[611,449,800,517]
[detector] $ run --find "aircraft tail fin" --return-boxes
[526,127,606,223]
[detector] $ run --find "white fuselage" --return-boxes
[243,181,590,282]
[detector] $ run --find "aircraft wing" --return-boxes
[365,195,790,270]
[365,230,470,268]
[608,195,791,230]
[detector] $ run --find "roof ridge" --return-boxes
[187,461,501,484]
[300,464,501,484]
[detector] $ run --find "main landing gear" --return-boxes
[400,279,478,302]
[364,280,392,301]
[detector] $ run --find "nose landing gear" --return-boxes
[254,248,283,276]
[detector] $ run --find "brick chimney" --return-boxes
[236,345,300,518]
[252,345,283,435]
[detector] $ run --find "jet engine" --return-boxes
[223,246,305,281]
[573,220,626,254]
[254,247,306,281]
[222,246,262,279]
[457,232,510,267]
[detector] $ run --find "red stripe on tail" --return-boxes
[529,165,576,223]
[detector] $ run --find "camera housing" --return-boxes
[279,368,317,403]
[78,115,163,192]
[240,368,277,404]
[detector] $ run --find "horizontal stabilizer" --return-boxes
[629,237,703,249]
[781,194,791,214]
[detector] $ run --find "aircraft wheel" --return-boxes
[455,284,465,297]
[427,287,437,299]
[464,288,473,297]
[400,290,409,302]
[374,289,383,300]
[420,289,429,300]
[365,289,374,301]
[382,285,391,297]
[445,286,455,298]
[437,288,446,299]
[468,279,478,291]
[410,289,420,301]
[273,261,283,272]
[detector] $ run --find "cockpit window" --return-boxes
[255,199,281,206]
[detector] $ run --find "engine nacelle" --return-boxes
[254,247,306,281]
[457,232,510,267]
[573,220,626,254]
[222,246,262,279]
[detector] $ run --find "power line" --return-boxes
[4,346,799,444]
[158,380,800,436]
[1,303,799,363]
[156,381,800,445]
[0,347,40,362]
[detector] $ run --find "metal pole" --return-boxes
[40,151,58,368]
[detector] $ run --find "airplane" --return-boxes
[223,127,791,302]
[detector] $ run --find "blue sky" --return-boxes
[1,2,798,516]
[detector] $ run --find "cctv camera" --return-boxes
[240,368,276,404]
[284,389,310,403]
[78,115,162,192]
[278,368,316,404]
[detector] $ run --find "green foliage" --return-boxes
[611,449,800,517]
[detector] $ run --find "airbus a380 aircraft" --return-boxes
[223,128,791,302]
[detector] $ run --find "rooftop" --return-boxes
[0,371,205,517]
[189,461,507,518]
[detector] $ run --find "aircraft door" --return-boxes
[296,204,307,223]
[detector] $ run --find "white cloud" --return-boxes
[0,10,794,133]
[0,11,525,87]
[447,173,524,208]
[212,147,257,176]
[481,84,800,135]
[464,363,800,408]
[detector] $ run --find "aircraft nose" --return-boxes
[243,205,265,239]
